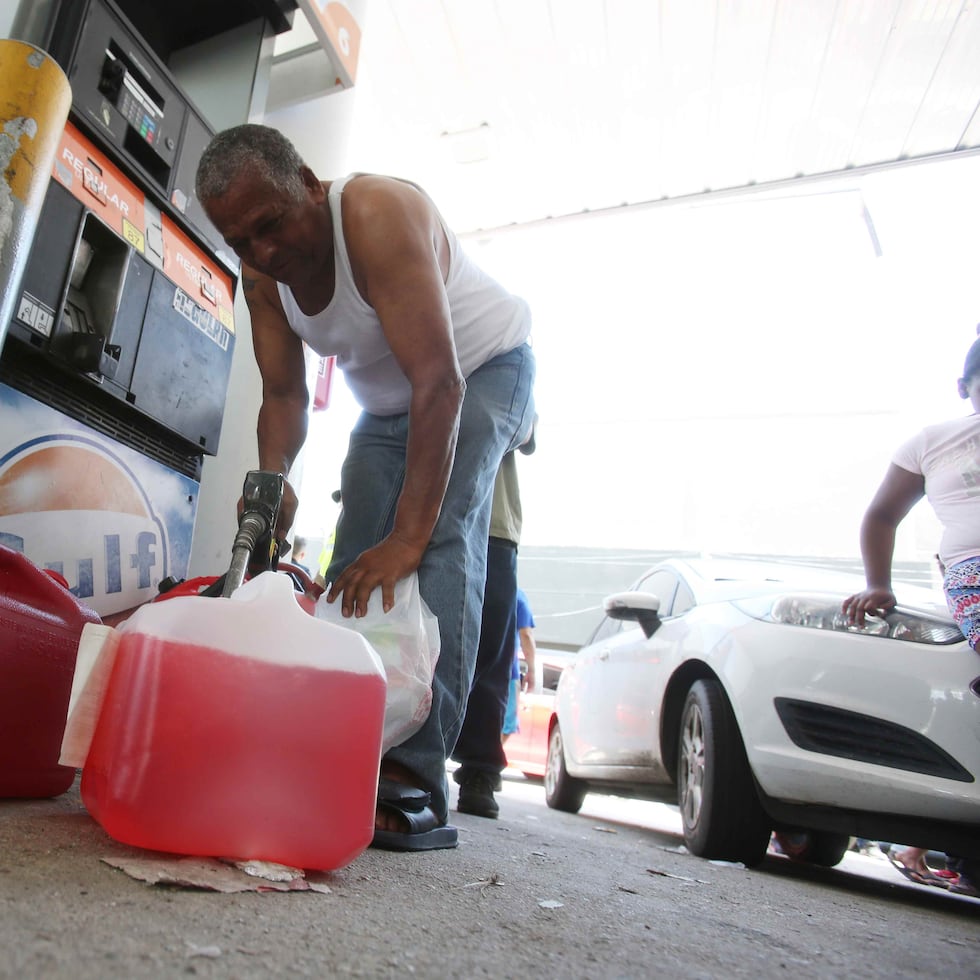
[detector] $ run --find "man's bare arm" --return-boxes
[519,627,536,693]
[327,178,464,616]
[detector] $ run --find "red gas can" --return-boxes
[0,545,101,798]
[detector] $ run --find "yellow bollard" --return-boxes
[0,39,71,352]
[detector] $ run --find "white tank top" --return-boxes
[276,175,532,415]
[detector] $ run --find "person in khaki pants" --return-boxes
[452,423,535,818]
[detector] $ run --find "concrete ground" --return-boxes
[1,773,977,979]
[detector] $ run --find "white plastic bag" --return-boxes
[314,573,440,753]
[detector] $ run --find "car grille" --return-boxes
[774,698,973,782]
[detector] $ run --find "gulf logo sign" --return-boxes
[0,435,168,616]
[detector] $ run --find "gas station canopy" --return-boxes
[342,0,980,230]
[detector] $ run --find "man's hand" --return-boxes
[325,533,425,618]
[273,478,299,544]
[841,587,897,627]
[235,477,299,549]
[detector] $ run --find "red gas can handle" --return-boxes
[154,566,320,613]
[153,575,222,601]
[43,568,72,590]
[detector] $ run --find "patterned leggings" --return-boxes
[943,557,980,650]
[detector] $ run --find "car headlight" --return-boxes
[734,593,964,644]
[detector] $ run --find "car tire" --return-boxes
[772,830,851,868]
[677,678,770,866]
[544,722,587,813]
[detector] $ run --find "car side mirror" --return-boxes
[603,591,662,638]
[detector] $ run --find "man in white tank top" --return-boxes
[197,125,535,852]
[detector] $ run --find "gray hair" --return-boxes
[195,124,308,204]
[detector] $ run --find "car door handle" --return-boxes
[598,649,610,661]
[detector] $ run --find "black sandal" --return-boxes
[372,778,459,852]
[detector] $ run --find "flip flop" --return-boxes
[886,849,949,888]
[949,875,979,898]
[372,779,459,852]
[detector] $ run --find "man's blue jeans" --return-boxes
[326,344,535,822]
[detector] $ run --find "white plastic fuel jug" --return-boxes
[78,572,386,870]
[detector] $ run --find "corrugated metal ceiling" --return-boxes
[278,0,980,230]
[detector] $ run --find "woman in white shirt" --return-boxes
[842,337,980,898]
[843,336,980,651]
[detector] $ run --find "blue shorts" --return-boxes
[944,557,980,651]
[502,678,520,735]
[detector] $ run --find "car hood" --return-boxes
[677,560,947,614]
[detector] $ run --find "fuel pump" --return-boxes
[0,0,297,619]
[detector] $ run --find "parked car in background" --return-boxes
[541,557,979,869]
[504,647,574,778]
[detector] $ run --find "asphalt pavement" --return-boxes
[1,771,977,979]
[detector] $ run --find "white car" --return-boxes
[545,557,980,868]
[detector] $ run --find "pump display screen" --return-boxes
[118,70,162,144]
[101,47,164,147]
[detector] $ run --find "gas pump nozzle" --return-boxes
[220,471,284,598]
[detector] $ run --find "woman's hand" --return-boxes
[841,587,897,627]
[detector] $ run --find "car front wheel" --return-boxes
[544,722,587,813]
[677,678,770,866]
